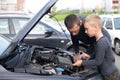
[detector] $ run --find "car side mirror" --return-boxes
[44,31,53,38]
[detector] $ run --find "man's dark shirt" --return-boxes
[71,24,111,54]
[82,36,116,76]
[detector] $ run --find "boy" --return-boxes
[73,14,119,80]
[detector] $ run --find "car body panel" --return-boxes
[0,33,102,80]
[1,0,58,59]
[0,65,80,80]
[0,0,103,80]
[0,10,71,50]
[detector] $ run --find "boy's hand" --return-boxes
[82,52,90,60]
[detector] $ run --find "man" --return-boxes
[73,14,119,80]
[64,14,111,62]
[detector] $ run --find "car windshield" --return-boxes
[114,18,120,29]
[0,35,11,56]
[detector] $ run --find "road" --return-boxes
[114,52,120,72]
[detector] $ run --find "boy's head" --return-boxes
[84,14,102,37]
[64,14,82,36]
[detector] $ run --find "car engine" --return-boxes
[3,43,102,79]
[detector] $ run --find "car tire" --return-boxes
[115,40,120,55]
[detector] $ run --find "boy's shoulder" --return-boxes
[97,36,110,46]
[98,36,107,42]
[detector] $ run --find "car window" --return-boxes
[114,18,120,29]
[0,35,10,56]
[29,22,46,34]
[12,18,29,33]
[12,18,46,34]
[0,19,9,34]
[105,18,113,29]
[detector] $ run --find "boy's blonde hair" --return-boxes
[85,14,102,29]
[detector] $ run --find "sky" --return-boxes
[25,0,102,13]
[25,0,49,13]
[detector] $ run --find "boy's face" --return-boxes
[84,22,96,37]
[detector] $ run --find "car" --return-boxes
[0,0,104,80]
[0,11,72,50]
[100,14,120,55]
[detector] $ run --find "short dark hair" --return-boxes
[64,14,80,29]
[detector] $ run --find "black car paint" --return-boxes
[24,21,70,49]
[0,65,79,80]
[1,0,57,62]
[0,0,103,80]
[0,14,71,50]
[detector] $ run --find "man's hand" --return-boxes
[73,60,82,67]
[82,52,90,60]
[73,52,90,63]
[73,53,80,63]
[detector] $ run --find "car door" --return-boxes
[12,17,69,49]
[42,22,70,49]
[23,21,61,48]
[113,17,120,38]
[104,17,114,45]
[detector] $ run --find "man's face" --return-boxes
[68,24,80,36]
[84,22,96,37]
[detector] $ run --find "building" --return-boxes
[0,0,25,11]
[112,0,119,12]
[0,0,119,13]
[100,0,112,13]
[91,0,119,13]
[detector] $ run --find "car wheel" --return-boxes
[115,40,120,55]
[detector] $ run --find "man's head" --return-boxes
[64,14,82,36]
[84,14,102,37]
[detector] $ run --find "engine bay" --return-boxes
[2,43,101,79]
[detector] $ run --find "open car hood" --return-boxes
[1,0,58,59]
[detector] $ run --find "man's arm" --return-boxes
[71,34,80,53]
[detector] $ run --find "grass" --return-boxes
[50,11,98,21]
[50,11,79,21]
[50,10,120,21]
